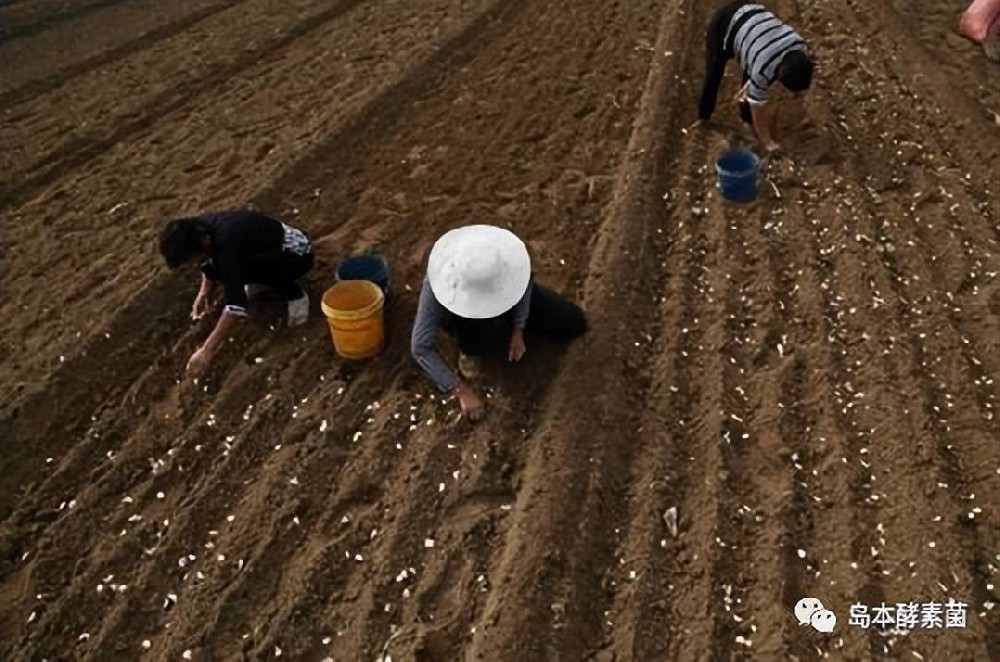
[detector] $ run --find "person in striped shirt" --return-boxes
[698,1,814,152]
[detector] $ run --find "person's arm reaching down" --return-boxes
[750,102,779,151]
[188,257,247,377]
[188,311,242,376]
[411,278,485,421]
[745,76,780,151]
[192,272,218,320]
[509,279,532,362]
[411,278,459,393]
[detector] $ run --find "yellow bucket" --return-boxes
[321,280,386,359]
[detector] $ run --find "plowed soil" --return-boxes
[1,0,998,659]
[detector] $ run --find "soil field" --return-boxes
[1,0,998,659]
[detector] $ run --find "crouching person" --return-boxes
[698,1,815,152]
[159,209,314,377]
[411,225,587,421]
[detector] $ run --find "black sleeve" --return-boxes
[202,262,222,281]
[214,249,249,317]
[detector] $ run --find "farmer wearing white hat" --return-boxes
[411,225,587,421]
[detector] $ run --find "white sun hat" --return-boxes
[427,224,531,319]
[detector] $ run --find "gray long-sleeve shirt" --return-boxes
[410,275,532,392]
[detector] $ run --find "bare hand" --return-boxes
[186,347,212,377]
[763,140,782,155]
[191,295,211,321]
[508,330,526,362]
[454,381,485,422]
[734,81,751,103]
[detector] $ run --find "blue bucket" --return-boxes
[336,254,391,296]
[716,149,760,203]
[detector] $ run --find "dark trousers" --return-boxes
[243,251,314,300]
[448,284,587,357]
[699,0,754,124]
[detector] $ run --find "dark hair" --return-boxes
[778,50,814,92]
[159,218,205,268]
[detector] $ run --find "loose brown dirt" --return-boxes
[1,0,998,659]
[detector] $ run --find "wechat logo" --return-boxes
[794,597,837,633]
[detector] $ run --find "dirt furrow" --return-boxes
[760,10,988,652]
[857,198,999,658]
[825,190,992,660]
[0,285,332,520]
[105,379,374,658]
[159,0,668,648]
[262,361,540,659]
[336,413,526,660]
[734,190,825,657]
[3,0,999,656]
[813,55,1000,386]
[0,0,505,419]
[783,108,991,662]
[154,394,375,660]
[165,373,402,659]
[653,192,728,661]
[631,136,736,660]
[0,282,190,517]
[864,0,1000,148]
[0,0,244,104]
[789,0,999,650]
[776,43,996,651]
[754,168,884,660]
[454,0,686,657]
[227,0,675,650]
[710,228,756,661]
[4,279,451,656]
[0,0,362,198]
[602,145,709,660]
[790,0,1000,376]
[0,0,137,41]
[794,11,997,654]
[760,236,828,659]
[5,0,668,658]
[3,338,351,657]
[795,179,889,658]
[757,203,824,660]
[0,0,131,23]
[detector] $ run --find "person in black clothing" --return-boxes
[159,210,314,376]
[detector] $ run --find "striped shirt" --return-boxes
[725,4,808,106]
